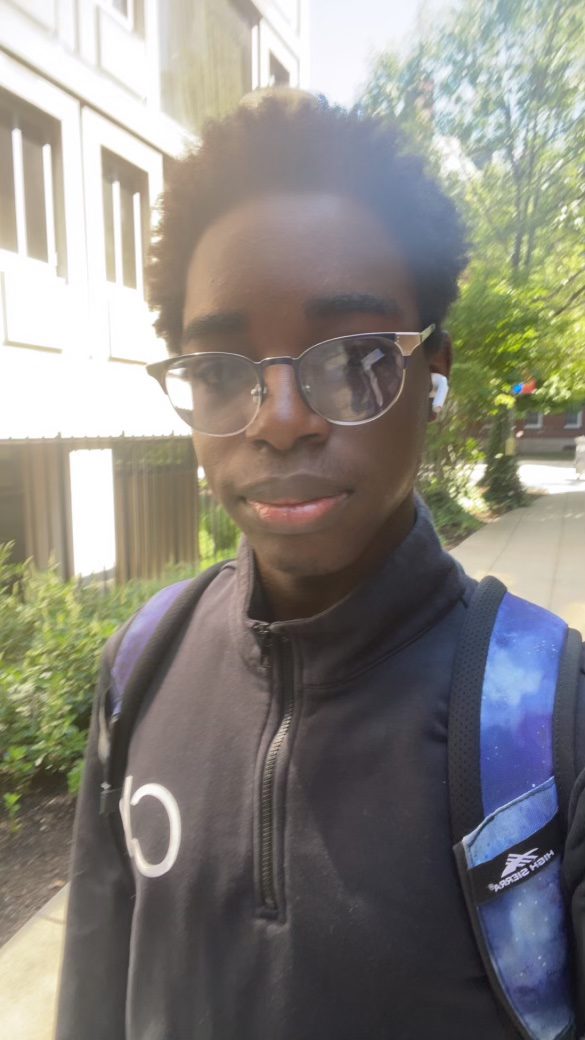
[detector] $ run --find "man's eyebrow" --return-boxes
[182,311,247,344]
[305,293,403,319]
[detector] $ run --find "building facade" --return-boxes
[0,0,309,579]
[516,407,585,455]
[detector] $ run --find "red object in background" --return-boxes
[519,377,537,396]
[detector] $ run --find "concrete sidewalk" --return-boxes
[451,491,585,635]
[1,490,584,1039]
[0,887,66,1039]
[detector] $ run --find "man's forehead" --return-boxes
[188,191,402,264]
[183,191,417,326]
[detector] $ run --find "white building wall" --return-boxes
[0,0,309,443]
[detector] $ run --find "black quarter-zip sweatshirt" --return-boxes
[57,503,585,1040]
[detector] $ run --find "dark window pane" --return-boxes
[0,92,64,271]
[0,115,17,251]
[270,54,290,86]
[102,173,116,282]
[22,127,48,262]
[102,148,146,291]
[120,181,136,288]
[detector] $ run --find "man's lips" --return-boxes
[246,494,349,527]
[238,474,352,530]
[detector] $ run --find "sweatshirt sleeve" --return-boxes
[55,651,134,1040]
[563,646,585,1033]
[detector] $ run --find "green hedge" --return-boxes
[0,544,232,806]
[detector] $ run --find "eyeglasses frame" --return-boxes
[146,323,437,436]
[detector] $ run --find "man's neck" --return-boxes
[255,494,416,622]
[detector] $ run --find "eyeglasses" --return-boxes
[146,325,436,437]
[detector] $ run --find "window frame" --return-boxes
[257,19,299,88]
[0,51,84,286]
[83,109,162,290]
[97,0,135,33]
[82,107,163,362]
[101,148,148,293]
[564,409,583,430]
[524,411,544,431]
[2,115,57,270]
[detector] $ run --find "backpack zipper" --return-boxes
[253,625,295,914]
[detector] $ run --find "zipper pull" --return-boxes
[252,622,272,668]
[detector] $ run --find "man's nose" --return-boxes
[245,362,330,452]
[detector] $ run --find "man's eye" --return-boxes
[194,360,229,388]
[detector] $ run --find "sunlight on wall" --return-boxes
[69,449,116,576]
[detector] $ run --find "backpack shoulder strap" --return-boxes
[448,575,507,844]
[99,561,228,817]
[554,626,583,829]
[449,578,578,1040]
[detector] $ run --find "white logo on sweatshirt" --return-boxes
[119,775,181,878]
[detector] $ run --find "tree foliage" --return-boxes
[359,0,585,438]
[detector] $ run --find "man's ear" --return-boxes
[428,331,453,420]
[429,331,453,378]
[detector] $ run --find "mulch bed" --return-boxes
[0,778,76,945]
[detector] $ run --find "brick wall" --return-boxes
[516,407,584,454]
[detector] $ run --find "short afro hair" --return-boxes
[148,92,468,354]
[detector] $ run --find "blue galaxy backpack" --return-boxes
[97,568,583,1040]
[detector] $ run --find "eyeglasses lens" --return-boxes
[165,354,259,436]
[299,336,405,423]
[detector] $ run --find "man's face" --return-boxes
[183,192,434,579]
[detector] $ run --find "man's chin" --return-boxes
[248,535,359,580]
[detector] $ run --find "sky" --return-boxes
[308,0,451,108]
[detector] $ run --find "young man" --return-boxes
[57,92,585,1039]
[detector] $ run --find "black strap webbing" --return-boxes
[554,627,583,830]
[106,561,228,798]
[448,575,507,844]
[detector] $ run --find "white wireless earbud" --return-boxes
[430,373,449,414]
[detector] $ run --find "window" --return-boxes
[564,409,583,430]
[98,0,134,29]
[0,91,66,274]
[102,149,147,292]
[524,412,543,430]
[257,21,299,91]
[159,0,257,132]
[269,53,290,87]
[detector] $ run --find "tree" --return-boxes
[358,0,585,497]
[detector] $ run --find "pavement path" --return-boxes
[0,888,66,1040]
[451,490,585,635]
[1,485,584,1039]
[517,458,585,496]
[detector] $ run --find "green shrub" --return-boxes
[483,455,528,510]
[200,501,239,555]
[0,553,115,799]
[483,409,528,511]
[421,483,482,546]
[0,545,233,801]
[417,419,484,545]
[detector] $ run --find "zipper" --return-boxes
[253,625,295,914]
